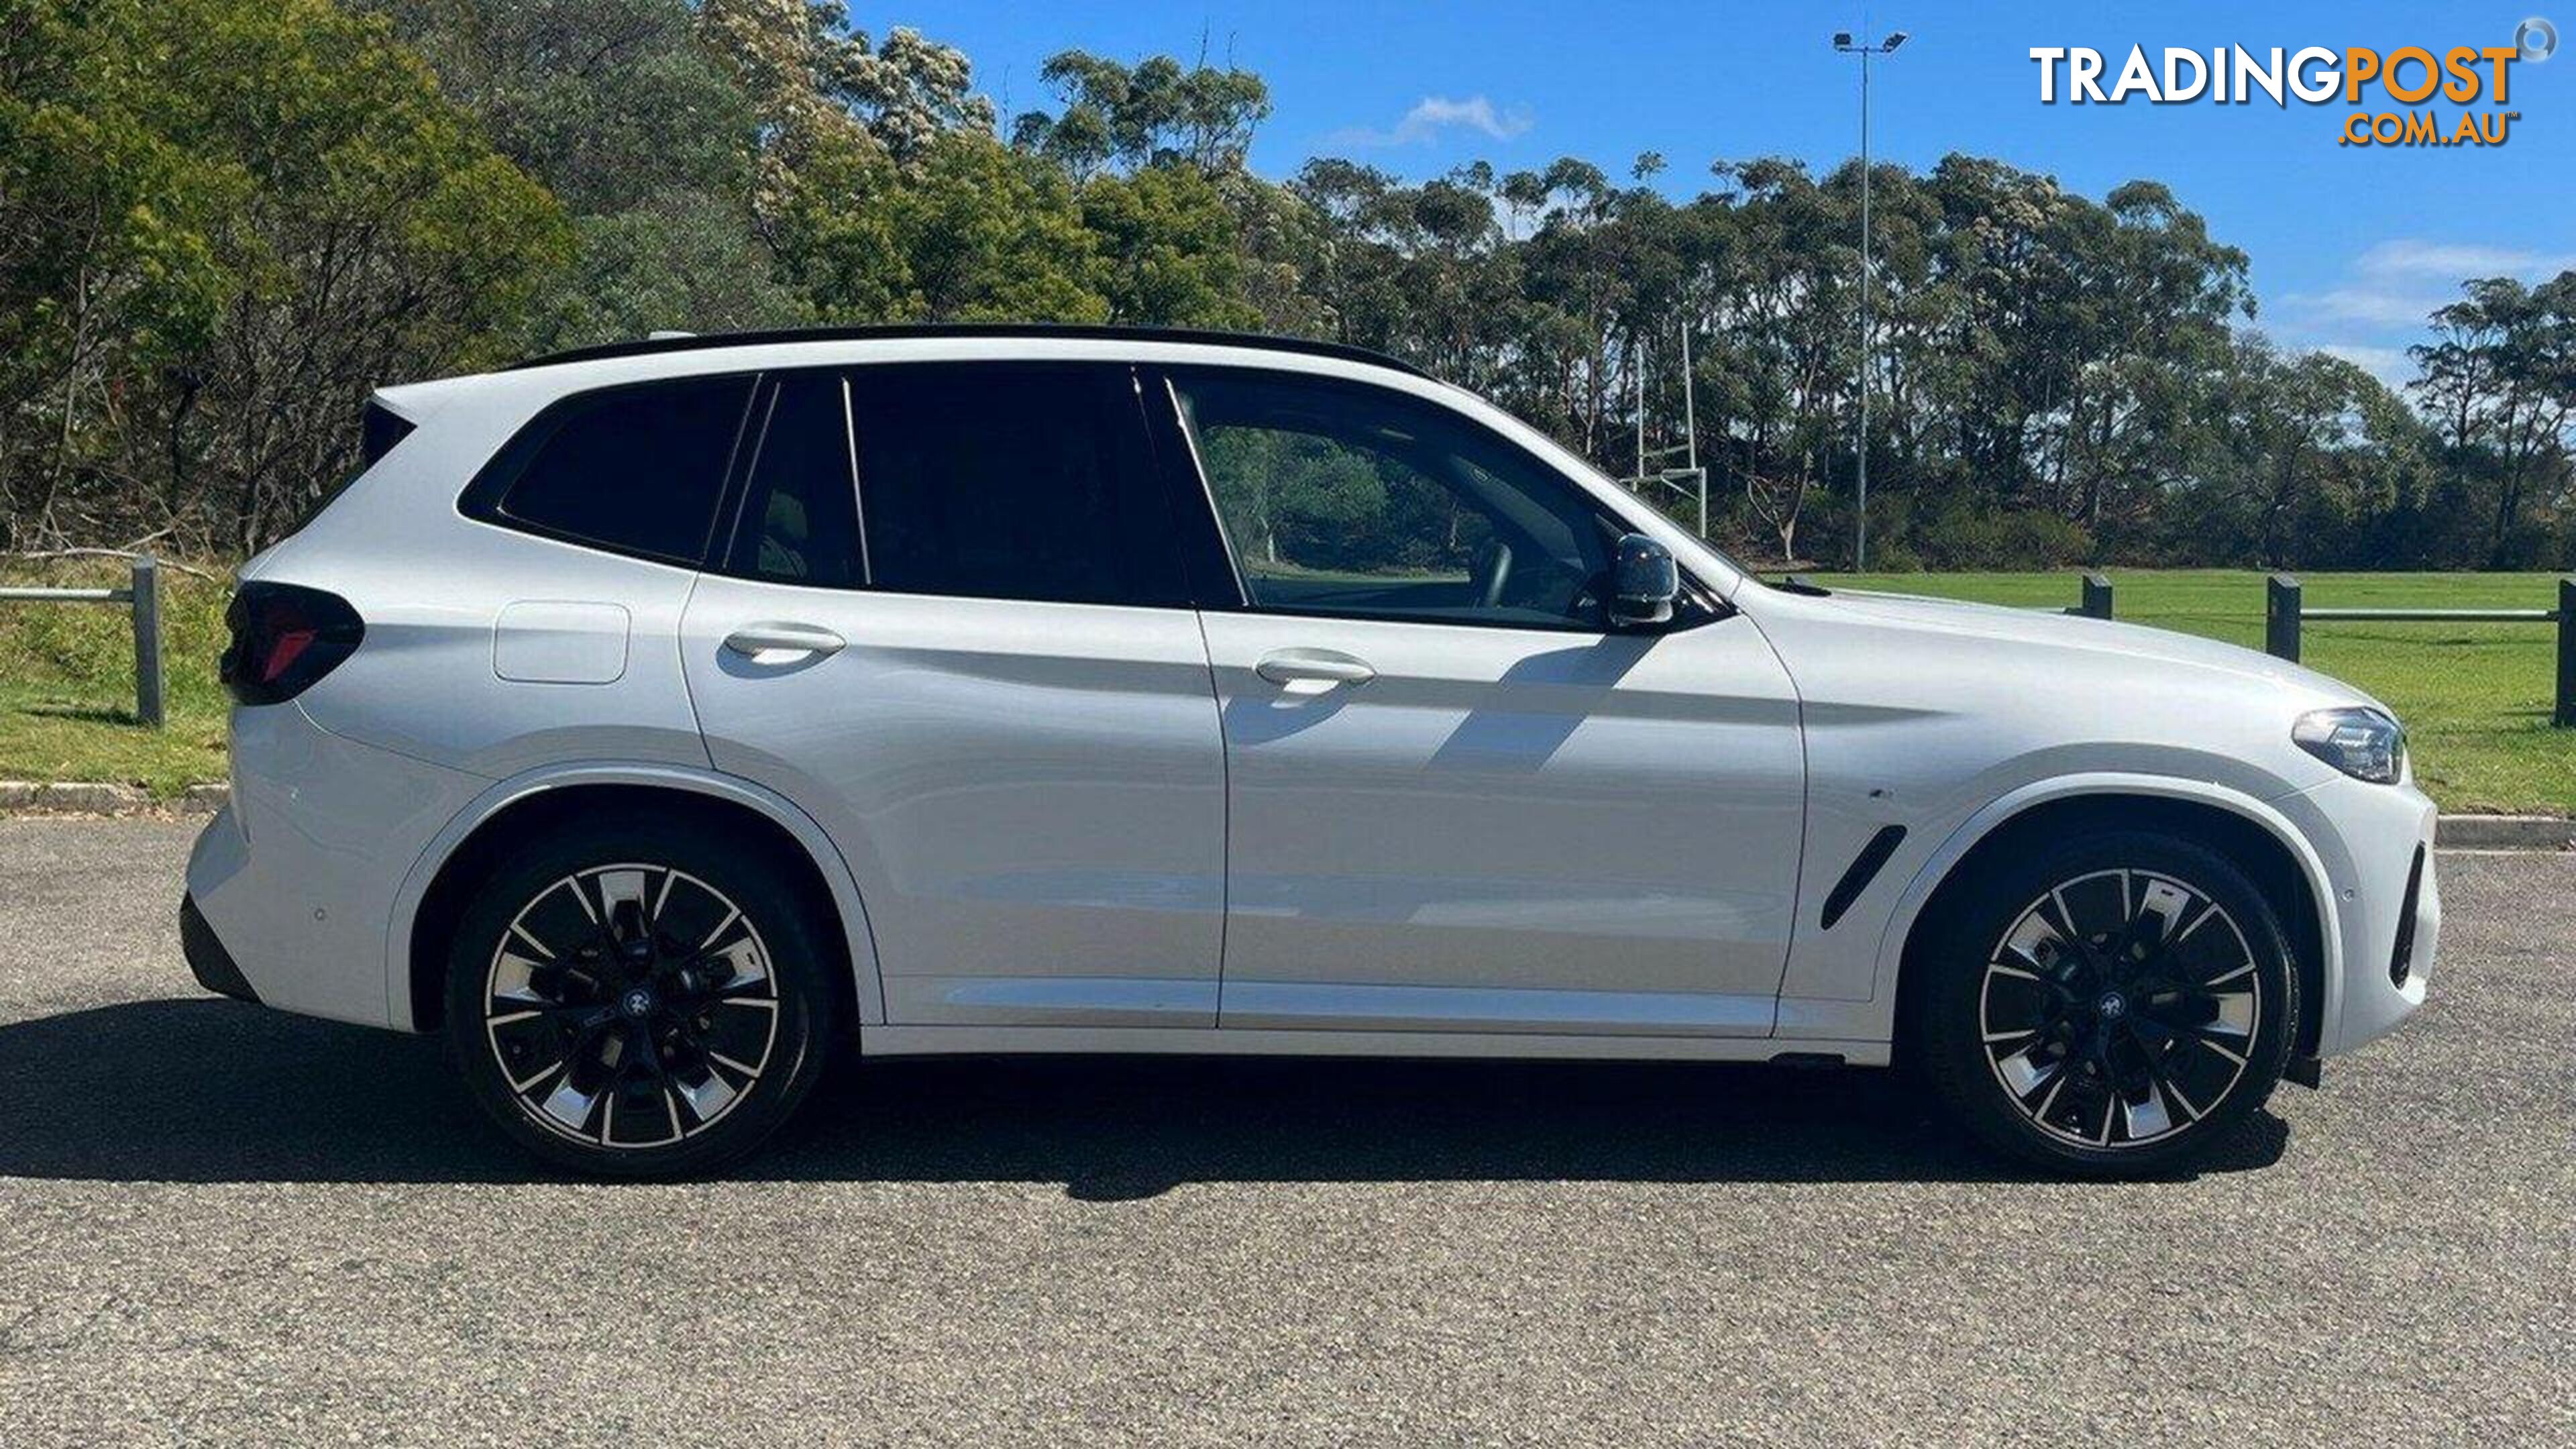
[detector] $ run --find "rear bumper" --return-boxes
[183,702,490,1030]
[178,893,260,1004]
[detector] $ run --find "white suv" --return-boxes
[182,326,2437,1177]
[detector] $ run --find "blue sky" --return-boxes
[890,1,2567,386]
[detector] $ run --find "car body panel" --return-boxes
[1737,586,2371,1012]
[680,577,1229,1028]
[188,702,490,1028]
[375,759,891,1032]
[1199,608,1805,1035]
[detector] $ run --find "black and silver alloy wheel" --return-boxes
[445,812,836,1177]
[1914,829,2297,1177]
[1978,868,2259,1150]
[484,864,781,1150]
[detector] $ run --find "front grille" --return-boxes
[2389,845,2426,987]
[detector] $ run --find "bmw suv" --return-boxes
[182,325,2438,1177]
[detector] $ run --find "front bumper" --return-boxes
[2270,773,2439,1057]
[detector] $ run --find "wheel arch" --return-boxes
[387,765,883,1036]
[1880,779,2337,1067]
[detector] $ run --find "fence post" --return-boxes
[2557,578,2575,729]
[2080,573,2113,620]
[2265,574,2301,662]
[129,554,164,728]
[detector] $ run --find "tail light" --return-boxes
[220,582,365,704]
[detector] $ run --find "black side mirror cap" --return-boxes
[1609,533,1678,628]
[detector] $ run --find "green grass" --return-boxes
[5,561,2570,813]
[1,559,233,798]
[1806,569,2574,816]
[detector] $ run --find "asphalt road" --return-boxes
[1,819,2569,1445]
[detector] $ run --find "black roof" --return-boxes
[505,323,1432,379]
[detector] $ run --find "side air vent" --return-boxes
[2389,844,2426,986]
[1820,825,1908,930]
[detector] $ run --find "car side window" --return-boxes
[466,374,755,566]
[724,373,865,589]
[846,363,1187,608]
[1171,370,1618,629]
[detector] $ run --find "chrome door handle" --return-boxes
[1256,648,1376,692]
[722,622,846,658]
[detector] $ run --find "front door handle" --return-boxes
[1256,647,1376,694]
[722,622,846,659]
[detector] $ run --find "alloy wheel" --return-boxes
[1977,867,2262,1150]
[481,863,782,1149]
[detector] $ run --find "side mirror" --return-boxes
[1609,533,1678,629]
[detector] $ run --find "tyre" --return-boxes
[443,812,838,1177]
[1911,830,2297,1177]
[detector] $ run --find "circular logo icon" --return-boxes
[2097,992,2129,1022]
[619,985,656,1019]
[2519,16,2559,62]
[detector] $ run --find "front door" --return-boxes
[682,364,1227,1027]
[1163,368,1807,1035]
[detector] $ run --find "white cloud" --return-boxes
[2278,288,2444,327]
[2275,235,2576,367]
[2310,343,2412,388]
[1328,95,1533,148]
[2349,239,2576,280]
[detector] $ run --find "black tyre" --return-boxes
[443,811,837,1177]
[1911,830,2297,1177]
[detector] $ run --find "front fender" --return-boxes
[381,761,886,1032]
[1773,771,2343,1049]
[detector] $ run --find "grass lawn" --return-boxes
[1,558,234,798]
[1807,569,2574,816]
[4,560,2570,813]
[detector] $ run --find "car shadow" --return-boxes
[0,999,2290,1195]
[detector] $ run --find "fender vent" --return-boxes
[2389,844,2426,986]
[1820,825,1907,930]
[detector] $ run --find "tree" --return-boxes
[368,0,804,350]
[2411,274,2576,566]
[1012,50,1270,177]
[1080,166,1259,327]
[0,0,568,551]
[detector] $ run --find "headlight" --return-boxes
[2293,708,2406,784]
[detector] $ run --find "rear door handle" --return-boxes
[1256,647,1376,694]
[722,622,846,659]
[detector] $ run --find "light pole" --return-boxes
[1833,28,1906,573]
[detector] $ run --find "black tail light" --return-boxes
[220,582,365,705]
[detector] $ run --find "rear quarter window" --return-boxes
[462,374,757,565]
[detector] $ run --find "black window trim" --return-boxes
[457,370,763,570]
[1144,363,1729,637]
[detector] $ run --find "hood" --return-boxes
[1809,587,2391,713]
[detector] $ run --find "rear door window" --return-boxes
[724,373,866,589]
[466,375,755,565]
[846,364,1187,608]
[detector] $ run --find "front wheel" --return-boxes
[443,813,838,1177]
[1912,830,2298,1177]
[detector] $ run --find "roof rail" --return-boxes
[504,323,1432,379]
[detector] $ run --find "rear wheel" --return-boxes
[1913,830,2297,1177]
[443,813,837,1177]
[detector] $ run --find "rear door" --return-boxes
[680,363,1228,1027]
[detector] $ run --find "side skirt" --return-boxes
[859,1024,1892,1066]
